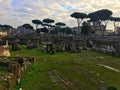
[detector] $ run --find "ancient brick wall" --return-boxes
[0,57,34,90]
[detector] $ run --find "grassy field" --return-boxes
[11,46,120,90]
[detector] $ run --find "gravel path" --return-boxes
[99,64,120,72]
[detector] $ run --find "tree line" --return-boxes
[71,9,120,36]
[0,9,120,36]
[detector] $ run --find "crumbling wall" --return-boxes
[91,39,120,56]
[0,57,34,90]
[0,46,10,57]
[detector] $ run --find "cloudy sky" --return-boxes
[0,0,120,29]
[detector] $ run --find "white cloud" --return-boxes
[24,7,32,11]
[0,0,120,30]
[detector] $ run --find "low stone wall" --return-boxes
[44,39,85,53]
[0,57,34,90]
[91,39,120,56]
[54,41,83,53]
[3,35,120,56]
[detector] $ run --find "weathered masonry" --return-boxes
[0,40,10,56]
[91,38,120,56]
[3,35,120,56]
[0,57,34,90]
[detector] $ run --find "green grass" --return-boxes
[0,66,7,74]
[0,57,8,74]
[10,46,120,90]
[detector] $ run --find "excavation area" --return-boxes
[7,46,120,90]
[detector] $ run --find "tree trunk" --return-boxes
[98,22,102,36]
[77,19,80,34]
[36,24,38,30]
[103,20,108,37]
[114,22,116,33]
[103,25,107,37]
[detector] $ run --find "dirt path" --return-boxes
[48,58,81,90]
[98,64,120,72]
[49,70,80,90]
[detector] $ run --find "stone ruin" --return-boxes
[55,42,82,53]
[11,42,20,51]
[70,42,81,52]
[44,42,56,54]
[0,40,10,57]
[91,38,120,56]
[43,39,84,53]
[0,57,34,90]
[3,35,120,56]
[53,38,85,53]
[26,40,39,49]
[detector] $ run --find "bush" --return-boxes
[107,86,118,90]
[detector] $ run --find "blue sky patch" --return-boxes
[61,5,73,10]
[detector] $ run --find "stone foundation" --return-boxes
[0,57,34,90]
